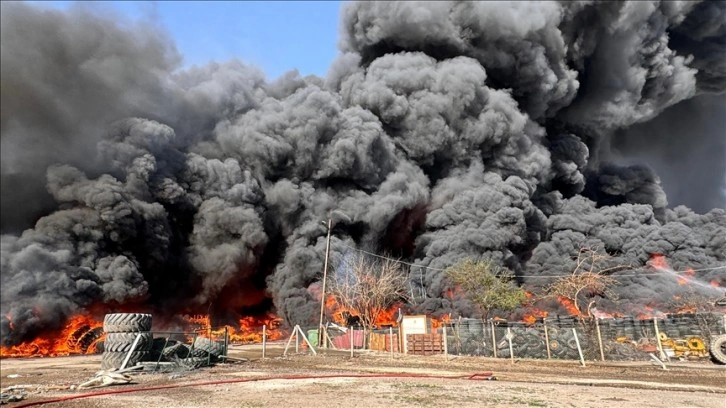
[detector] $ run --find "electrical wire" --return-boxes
[338,242,726,279]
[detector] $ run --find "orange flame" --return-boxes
[522,308,549,324]
[635,305,667,320]
[557,296,581,316]
[0,314,103,358]
[183,313,285,344]
[430,314,451,330]
[323,295,403,328]
[649,253,669,269]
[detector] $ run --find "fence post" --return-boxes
[443,324,448,361]
[224,326,229,357]
[491,320,497,358]
[506,328,514,364]
[543,319,551,359]
[262,325,266,360]
[390,326,394,360]
[572,328,585,367]
[595,318,605,362]
[350,326,354,358]
[653,318,667,361]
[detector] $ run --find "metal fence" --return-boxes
[441,313,725,362]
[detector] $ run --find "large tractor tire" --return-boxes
[191,337,225,361]
[162,343,190,359]
[103,332,153,352]
[709,335,726,365]
[101,351,149,370]
[180,357,210,369]
[103,313,152,333]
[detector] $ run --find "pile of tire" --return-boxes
[146,336,224,369]
[544,327,588,360]
[101,313,152,370]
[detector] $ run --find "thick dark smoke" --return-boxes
[2,1,725,345]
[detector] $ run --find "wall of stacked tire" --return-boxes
[442,313,726,362]
[99,313,226,371]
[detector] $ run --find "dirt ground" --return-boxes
[1,342,725,408]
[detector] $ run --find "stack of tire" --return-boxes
[101,313,152,370]
[544,327,588,360]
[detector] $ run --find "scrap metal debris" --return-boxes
[77,372,134,390]
[0,389,26,404]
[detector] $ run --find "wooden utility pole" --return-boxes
[317,218,333,348]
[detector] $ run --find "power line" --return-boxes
[337,242,726,280]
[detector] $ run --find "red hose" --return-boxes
[14,372,495,407]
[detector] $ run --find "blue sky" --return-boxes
[27,1,343,80]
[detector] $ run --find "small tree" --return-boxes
[543,247,626,317]
[327,253,408,331]
[670,291,723,342]
[445,259,527,320]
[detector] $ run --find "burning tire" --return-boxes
[104,332,153,352]
[709,335,726,365]
[101,351,149,370]
[103,313,152,333]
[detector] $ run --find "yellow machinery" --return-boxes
[658,333,709,359]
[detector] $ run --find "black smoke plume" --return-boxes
[2,1,725,345]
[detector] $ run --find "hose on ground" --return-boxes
[14,372,496,407]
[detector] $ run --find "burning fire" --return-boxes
[0,314,103,358]
[183,313,285,344]
[1,311,287,358]
[649,253,669,269]
[324,295,404,328]
[557,296,581,316]
[521,292,549,324]
[635,305,667,320]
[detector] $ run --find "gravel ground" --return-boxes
[1,343,724,408]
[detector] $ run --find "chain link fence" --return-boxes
[441,313,725,362]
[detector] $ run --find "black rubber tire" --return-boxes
[464,338,484,356]
[180,357,210,369]
[709,335,726,365]
[103,313,152,333]
[104,332,153,352]
[163,343,192,359]
[567,337,579,350]
[78,327,104,352]
[191,337,224,358]
[101,351,149,370]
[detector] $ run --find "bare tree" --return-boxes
[670,290,724,342]
[327,253,408,331]
[543,247,628,317]
[445,258,527,320]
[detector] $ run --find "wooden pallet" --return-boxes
[407,334,443,355]
[370,333,399,352]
